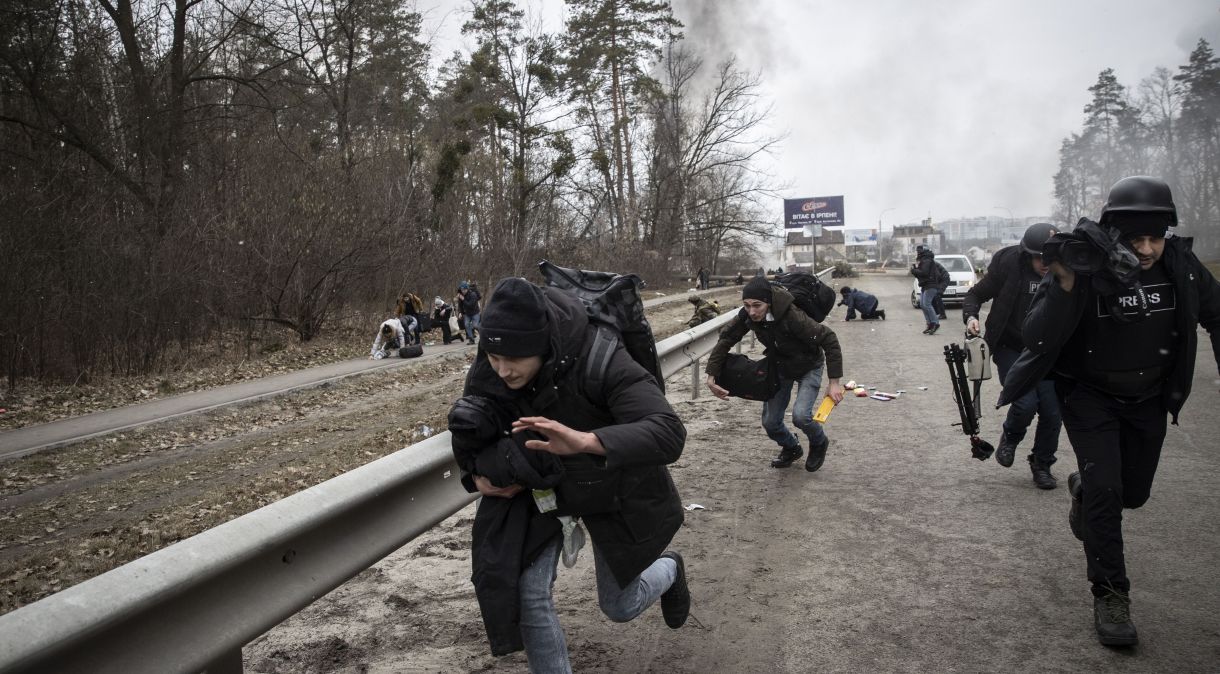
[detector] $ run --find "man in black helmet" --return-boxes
[1003,176,1220,647]
[962,223,1062,489]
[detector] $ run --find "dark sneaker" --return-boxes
[878,310,886,321]
[770,444,803,468]
[995,436,1017,467]
[805,437,828,472]
[660,552,690,629]
[922,323,933,335]
[1030,459,1057,490]
[1094,591,1138,646]
[927,323,940,335]
[1068,472,1084,541]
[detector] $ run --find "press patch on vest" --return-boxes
[1027,281,1038,294]
[1096,283,1176,318]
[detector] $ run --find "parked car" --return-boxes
[910,254,979,308]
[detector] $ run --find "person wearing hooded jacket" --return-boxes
[704,277,846,471]
[450,277,690,673]
[837,286,885,321]
[911,247,947,334]
[962,223,1062,489]
[1000,176,1220,647]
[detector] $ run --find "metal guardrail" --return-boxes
[0,267,830,674]
[0,312,737,674]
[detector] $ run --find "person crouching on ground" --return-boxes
[686,295,721,328]
[369,318,406,359]
[449,277,691,673]
[704,277,846,471]
[838,286,885,321]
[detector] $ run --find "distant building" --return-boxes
[784,230,846,270]
[891,224,941,257]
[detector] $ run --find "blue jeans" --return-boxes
[519,536,678,674]
[920,288,941,326]
[993,345,1061,466]
[464,312,481,342]
[762,365,829,449]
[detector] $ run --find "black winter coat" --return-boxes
[705,286,844,380]
[912,255,949,291]
[998,237,1220,423]
[456,286,686,653]
[962,246,1032,352]
[459,288,481,316]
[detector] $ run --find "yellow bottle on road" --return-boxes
[813,395,837,424]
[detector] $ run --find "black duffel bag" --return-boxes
[399,344,424,358]
[715,353,780,401]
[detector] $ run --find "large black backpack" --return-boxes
[538,260,665,394]
[773,271,836,323]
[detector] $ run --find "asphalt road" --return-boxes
[0,286,739,460]
[247,270,1220,673]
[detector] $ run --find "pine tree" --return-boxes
[564,0,682,241]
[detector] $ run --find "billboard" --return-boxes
[784,196,845,229]
[843,229,878,247]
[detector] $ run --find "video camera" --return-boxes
[1040,218,1140,282]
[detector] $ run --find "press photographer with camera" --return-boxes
[962,222,1061,489]
[1001,176,1220,647]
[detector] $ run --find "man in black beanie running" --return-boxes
[704,276,845,471]
[449,277,691,672]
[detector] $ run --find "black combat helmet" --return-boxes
[1099,176,1177,227]
[1020,222,1058,255]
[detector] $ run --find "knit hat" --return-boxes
[434,296,444,307]
[459,281,470,290]
[1108,211,1170,240]
[479,278,551,357]
[742,277,772,304]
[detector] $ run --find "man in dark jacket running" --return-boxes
[962,223,1061,489]
[1003,176,1220,647]
[704,277,846,471]
[912,247,946,334]
[450,277,690,672]
[838,286,885,321]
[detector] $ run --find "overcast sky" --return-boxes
[421,1,1220,231]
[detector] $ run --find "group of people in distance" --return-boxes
[430,176,1218,672]
[368,281,486,359]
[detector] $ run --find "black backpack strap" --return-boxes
[584,325,619,405]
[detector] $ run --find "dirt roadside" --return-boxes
[0,292,737,614]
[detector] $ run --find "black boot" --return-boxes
[805,437,828,472]
[1029,455,1057,489]
[1094,590,1138,646]
[927,323,940,335]
[995,435,1017,467]
[922,323,933,335]
[878,309,886,321]
[659,551,690,629]
[770,443,803,468]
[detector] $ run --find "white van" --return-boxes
[910,254,979,307]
